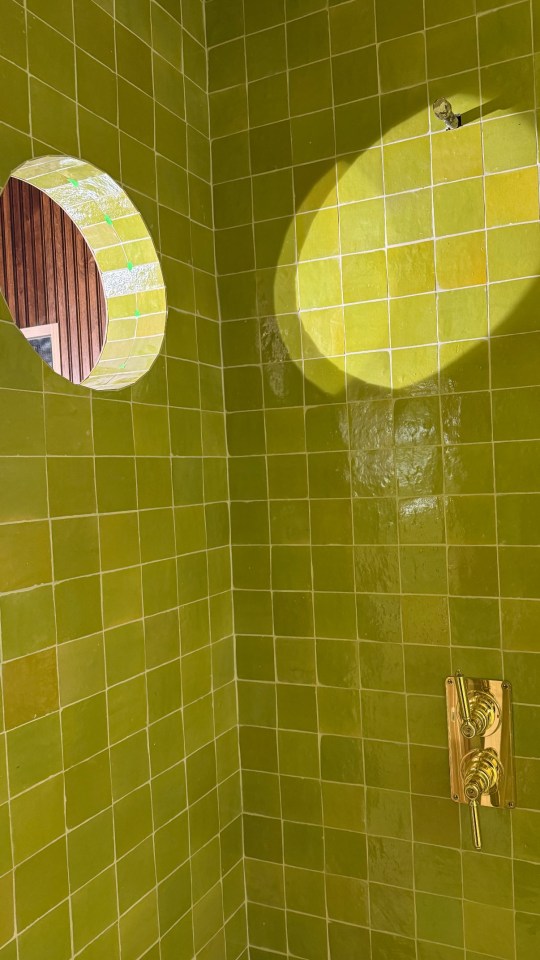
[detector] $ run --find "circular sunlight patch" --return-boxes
[274,115,539,394]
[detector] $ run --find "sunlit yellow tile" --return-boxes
[487,223,540,282]
[482,113,537,173]
[297,208,340,261]
[436,232,487,288]
[302,308,345,359]
[304,356,346,396]
[438,287,488,341]
[383,138,431,194]
[387,242,435,297]
[342,250,388,302]
[434,179,485,237]
[386,189,432,245]
[340,198,385,254]
[345,302,390,352]
[337,148,383,204]
[390,294,437,348]
[431,124,483,183]
[298,258,342,310]
[392,345,439,394]
[485,167,539,227]
[95,246,128,271]
[115,215,148,242]
[346,350,391,393]
[272,264,298,314]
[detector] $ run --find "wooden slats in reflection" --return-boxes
[0,177,107,383]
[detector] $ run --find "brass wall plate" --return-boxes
[446,676,516,809]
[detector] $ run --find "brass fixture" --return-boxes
[433,96,462,130]
[461,749,502,849]
[455,671,499,739]
[446,673,515,851]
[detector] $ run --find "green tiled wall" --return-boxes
[4,1,540,958]
[209,0,540,958]
[0,2,245,959]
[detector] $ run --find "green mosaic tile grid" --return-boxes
[0,2,245,959]
[208,1,540,958]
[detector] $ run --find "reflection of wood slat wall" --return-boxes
[0,177,107,383]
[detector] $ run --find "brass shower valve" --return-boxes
[463,748,502,803]
[461,749,503,850]
[455,671,499,739]
[446,673,515,852]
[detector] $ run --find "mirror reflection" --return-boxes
[0,155,167,392]
[0,175,107,384]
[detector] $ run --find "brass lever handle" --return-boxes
[455,671,473,734]
[469,799,482,850]
[455,671,498,739]
[461,749,502,851]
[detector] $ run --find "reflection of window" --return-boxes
[0,176,107,384]
[0,155,167,390]
[21,324,61,375]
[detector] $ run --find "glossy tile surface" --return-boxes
[210,1,540,958]
[0,1,243,959]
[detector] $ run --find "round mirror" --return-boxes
[0,156,167,390]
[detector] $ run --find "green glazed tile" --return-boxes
[285,865,325,917]
[416,892,463,948]
[516,911,540,960]
[27,14,75,97]
[30,78,78,153]
[414,843,462,898]
[375,0,423,41]
[426,0,474,24]
[462,851,513,909]
[0,0,27,65]
[0,586,55,661]
[65,751,112,829]
[479,2,532,66]
[287,912,326,960]
[370,881,415,939]
[287,11,329,69]
[72,867,117,952]
[283,821,324,871]
[10,774,64,865]
[17,902,71,959]
[118,838,156,913]
[15,838,68,930]
[463,901,515,959]
[0,57,30,133]
[371,931,415,960]
[412,795,460,847]
[364,740,409,792]
[427,16,478,77]
[330,0,375,51]
[333,46,378,106]
[119,891,159,960]
[368,835,413,889]
[379,34,426,93]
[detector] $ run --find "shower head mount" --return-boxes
[433,97,462,131]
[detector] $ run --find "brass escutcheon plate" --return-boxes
[446,677,516,809]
